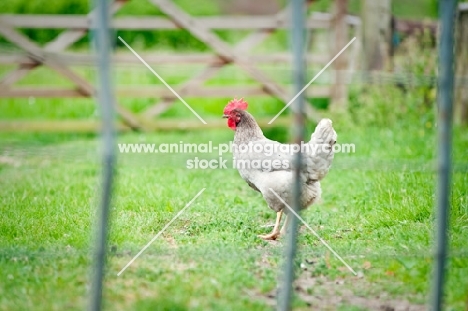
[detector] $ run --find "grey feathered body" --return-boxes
[232,110,337,213]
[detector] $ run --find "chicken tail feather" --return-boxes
[304,118,337,182]
[310,118,337,146]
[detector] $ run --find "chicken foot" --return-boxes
[258,210,283,240]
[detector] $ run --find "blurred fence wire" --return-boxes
[88,0,116,310]
[0,1,463,310]
[277,0,305,310]
[431,0,457,310]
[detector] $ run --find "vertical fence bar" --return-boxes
[431,0,457,310]
[89,0,116,310]
[277,0,306,310]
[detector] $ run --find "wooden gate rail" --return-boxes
[0,86,331,98]
[0,53,330,66]
[0,0,359,131]
[0,116,293,132]
[0,12,360,30]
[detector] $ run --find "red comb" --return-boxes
[223,98,248,115]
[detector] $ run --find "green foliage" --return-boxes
[347,84,436,128]
[348,30,437,129]
[0,0,439,49]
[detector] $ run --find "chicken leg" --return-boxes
[258,210,283,240]
[280,214,290,236]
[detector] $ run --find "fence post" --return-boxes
[431,0,457,310]
[331,0,349,112]
[89,0,116,310]
[361,0,392,71]
[455,3,468,125]
[277,0,305,309]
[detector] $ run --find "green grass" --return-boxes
[0,118,467,310]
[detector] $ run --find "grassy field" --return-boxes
[1,95,467,310]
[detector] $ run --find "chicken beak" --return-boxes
[222,114,229,118]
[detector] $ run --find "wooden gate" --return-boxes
[0,0,359,132]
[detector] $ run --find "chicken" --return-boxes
[223,98,337,240]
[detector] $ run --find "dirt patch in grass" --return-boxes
[249,273,426,310]
[0,155,20,167]
[293,273,426,311]
[250,252,426,311]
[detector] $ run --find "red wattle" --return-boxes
[227,118,236,130]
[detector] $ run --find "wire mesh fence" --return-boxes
[0,0,467,310]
